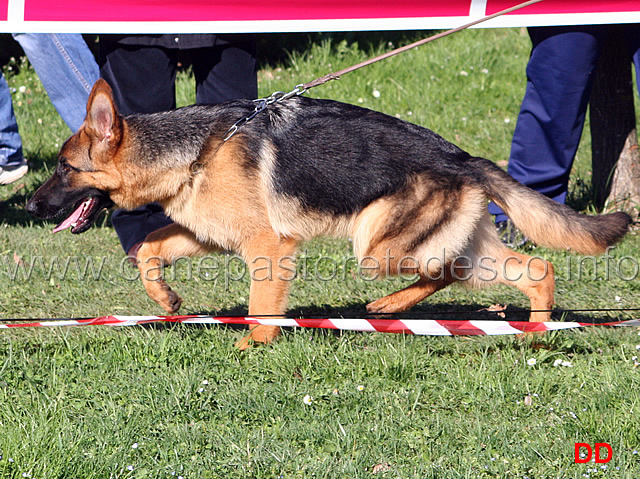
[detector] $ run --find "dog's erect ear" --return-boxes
[86,79,121,143]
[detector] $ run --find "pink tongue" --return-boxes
[52,200,87,233]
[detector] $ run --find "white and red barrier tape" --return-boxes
[1,315,639,336]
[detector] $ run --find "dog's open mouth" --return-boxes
[53,196,113,234]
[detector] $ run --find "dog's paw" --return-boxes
[234,325,280,350]
[159,290,182,314]
[366,297,395,314]
[234,335,253,351]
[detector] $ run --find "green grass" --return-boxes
[0,29,640,478]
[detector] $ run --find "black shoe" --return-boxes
[496,220,530,248]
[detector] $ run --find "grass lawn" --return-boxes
[0,28,640,478]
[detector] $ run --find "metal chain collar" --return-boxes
[223,84,307,141]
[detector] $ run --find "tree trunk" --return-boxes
[589,25,640,220]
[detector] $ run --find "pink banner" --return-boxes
[487,0,640,15]
[24,0,472,22]
[2,0,640,33]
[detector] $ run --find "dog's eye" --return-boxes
[58,159,81,173]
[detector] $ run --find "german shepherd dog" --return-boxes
[27,79,631,349]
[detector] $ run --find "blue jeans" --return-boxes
[13,33,99,132]
[0,73,23,167]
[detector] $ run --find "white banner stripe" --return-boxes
[43,320,83,327]
[537,322,584,331]
[469,0,488,17]
[112,315,162,322]
[401,320,453,336]
[469,320,526,335]
[328,318,379,332]
[255,318,301,327]
[2,12,640,34]
[181,317,223,325]
[613,319,640,328]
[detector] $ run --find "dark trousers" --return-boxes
[489,25,640,223]
[100,38,258,253]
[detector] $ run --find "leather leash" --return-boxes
[224,0,544,141]
[301,0,544,91]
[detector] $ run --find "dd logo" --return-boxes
[574,443,613,464]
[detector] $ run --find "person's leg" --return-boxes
[100,39,177,114]
[111,203,174,257]
[490,26,605,223]
[13,33,99,132]
[191,36,258,104]
[0,72,22,161]
[0,72,27,184]
[0,73,22,167]
[100,39,176,255]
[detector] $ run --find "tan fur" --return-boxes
[497,188,603,254]
[482,165,629,255]
[30,79,630,350]
[460,212,555,322]
[352,180,486,279]
[162,138,269,251]
[365,210,555,323]
[137,223,218,313]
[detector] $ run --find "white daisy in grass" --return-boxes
[527,358,537,366]
[553,359,572,367]
[303,394,314,406]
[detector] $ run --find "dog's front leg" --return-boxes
[234,233,298,350]
[136,223,217,313]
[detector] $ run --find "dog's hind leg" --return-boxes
[355,182,485,315]
[495,247,555,322]
[137,223,219,313]
[366,273,455,314]
[234,232,299,350]
[466,218,556,323]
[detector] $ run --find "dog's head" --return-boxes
[26,79,124,233]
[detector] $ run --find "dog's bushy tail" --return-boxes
[471,157,631,255]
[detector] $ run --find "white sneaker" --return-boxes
[0,160,28,185]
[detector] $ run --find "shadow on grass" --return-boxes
[0,150,57,227]
[171,300,624,326]
[133,300,632,357]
